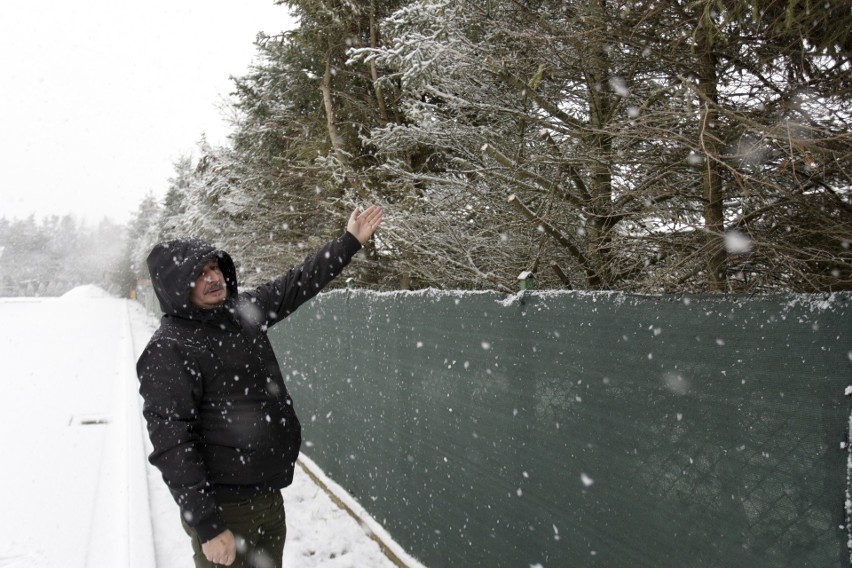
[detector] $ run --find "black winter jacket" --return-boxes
[136,232,361,541]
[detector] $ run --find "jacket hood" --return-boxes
[146,237,238,317]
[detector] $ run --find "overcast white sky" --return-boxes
[0,1,295,225]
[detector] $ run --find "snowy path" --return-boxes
[0,288,414,568]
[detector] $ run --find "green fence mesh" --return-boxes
[268,290,851,567]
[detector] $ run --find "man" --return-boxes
[136,206,382,567]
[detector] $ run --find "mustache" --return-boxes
[205,283,225,293]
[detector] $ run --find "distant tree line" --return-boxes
[0,215,126,297]
[125,0,851,293]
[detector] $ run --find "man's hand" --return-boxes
[202,529,237,566]
[347,205,383,245]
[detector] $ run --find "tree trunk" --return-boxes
[369,1,389,124]
[320,54,348,167]
[320,48,377,283]
[582,0,614,289]
[695,10,727,292]
[320,51,366,198]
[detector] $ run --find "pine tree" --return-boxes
[118,193,162,294]
[130,0,851,292]
[354,0,851,291]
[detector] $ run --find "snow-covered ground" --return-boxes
[0,286,420,568]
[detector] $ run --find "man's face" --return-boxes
[190,259,227,309]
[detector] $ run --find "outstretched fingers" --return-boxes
[348,205,383,244]
[361,205,382,227]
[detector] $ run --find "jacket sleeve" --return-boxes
[136,336,225,542]
[242,231,362,328]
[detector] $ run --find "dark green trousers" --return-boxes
[181,491,286,568]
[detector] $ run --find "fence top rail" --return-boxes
[312,287,851,309]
